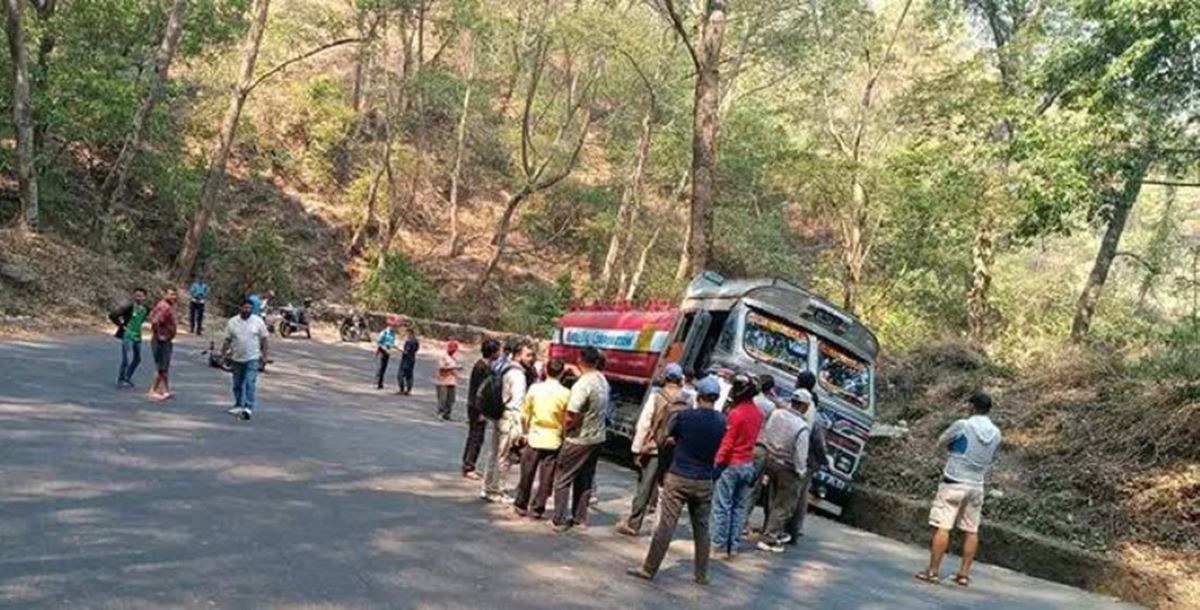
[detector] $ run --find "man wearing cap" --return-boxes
[757,389,812,552]
[617,363,693,536]
[627,375,726,585]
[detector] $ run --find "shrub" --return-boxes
[499,272,574,338]
[356,254,438,318]
[214,223,294,315]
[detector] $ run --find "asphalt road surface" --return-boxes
[0,330,1137,609]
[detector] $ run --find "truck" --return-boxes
[548,271,879,516]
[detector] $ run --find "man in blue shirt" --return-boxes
[627,375,727,586]
[375,317,399,390]
[188,278,209,335]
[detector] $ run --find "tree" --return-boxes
[660,0,728,277]
[101,0,191,240]
[175,0,272,277]
[475,22,600,287]
[4,0,37,232]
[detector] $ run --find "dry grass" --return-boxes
[863,339,1200,606]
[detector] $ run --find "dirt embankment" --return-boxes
[857,340,1200,608]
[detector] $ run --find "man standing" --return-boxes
[110,287,149,389]
[375,317,398,390]
[617,363,691,536]
[188,277,209,335]
[222,298,270,421]
[757,389,812,553]
[710,373,764,557]
[788,391,830,543]
[462,338,501,479]
[551,346,610,532]
[916,392,1002,587]
[481,341,535,503]
[626,375,726,585]
[147,288,179,401]
[513,358,570,518]
[435,340,462,420]
[398,326,420,395]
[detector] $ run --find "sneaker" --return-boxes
[757,540,784,554]
[625,567,653,581]
[485,493,513,504]
[614,521,639,537]
[551,521,572,533]
[226,406,244,418]
[241,409,252,421]
[774,533,793,545]
[513,506,528,517]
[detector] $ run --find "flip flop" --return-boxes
[914,570,941,585]
[952,573,970,587]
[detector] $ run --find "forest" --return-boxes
[0,0,1198,604]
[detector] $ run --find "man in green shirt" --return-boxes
[551,346,611,532]
[109,288,149,388]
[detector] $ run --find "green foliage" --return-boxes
[499,272,574,338]
[356,255,438,318]
[214,224,294,315]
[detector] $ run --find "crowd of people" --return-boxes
[106,282,1003,590]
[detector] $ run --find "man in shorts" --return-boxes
[916,392,1002,587]
[147,288,179,401]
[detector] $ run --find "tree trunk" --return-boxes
[1136,184,1176,311]
[4,0,37,232]
[350,8,369,112]
[347,163,385,256]
[102,0,189,235]
[478,187,531,287]
[672,169,692,282]
[599,106,653,296]
[967,211,994,340]
[626,225,662,301]
[687,0,727,278]
[446,31,475,258]
[174,0,270,277]
[1071,155,1152,342]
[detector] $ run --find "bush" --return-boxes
[356,254,438,318]
[214,224,294,315]
[499,272,574,338]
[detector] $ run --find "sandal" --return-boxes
[914,570,941,585]
[952,573,970,587]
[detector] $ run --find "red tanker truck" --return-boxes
[548,271,879,516]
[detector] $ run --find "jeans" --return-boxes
[710,462,757,551]
[462,406,487,474]
[626,450,673,532]
[398,357,415,393]
[552,442,602,526]
[189,301,205,334]
[375,351,390,388]
[481,414,519,496]
[641,473,713,581]
[118,339,142,383]
[514,446,557,514]
[763,459,801,539]
[231,359,260,411]
[436,385,456,418]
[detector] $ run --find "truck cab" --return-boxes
[549,271,879,516]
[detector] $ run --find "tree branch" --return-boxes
[246,37,364,94]
[1141,179,1200,188]
[660,0,700,70]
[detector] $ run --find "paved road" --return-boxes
[0,331,1136,609]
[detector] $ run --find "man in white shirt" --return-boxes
[481,341,535,503]
[221,298,270,421]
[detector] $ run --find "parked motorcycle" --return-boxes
[339,311,369,342]
[277,300,312,339]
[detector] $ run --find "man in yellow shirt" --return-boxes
[514,358,571,518]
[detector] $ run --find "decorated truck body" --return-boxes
[548,272,879,516]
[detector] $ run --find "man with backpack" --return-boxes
[617,362,692,536]
[462,338,501,479]
[480,341,536,503]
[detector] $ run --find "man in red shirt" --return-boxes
[709,373,764,557]
[148,288,179,401]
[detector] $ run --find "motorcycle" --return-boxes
[339,311,369,342]
[277,301,312,339]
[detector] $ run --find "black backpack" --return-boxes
[477,364,507,420]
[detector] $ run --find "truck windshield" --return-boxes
[743,311,811,376]
[818,342,871,410]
